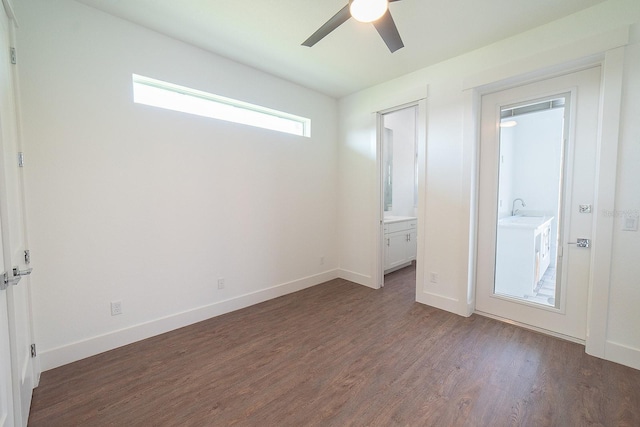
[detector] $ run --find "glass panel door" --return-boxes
[493,96,568,308]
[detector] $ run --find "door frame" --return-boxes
[476,70,599,341]
[373,98,428,290]
[469,48,625,359]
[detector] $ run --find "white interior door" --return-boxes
[0,1,37,425]
[0,226,14,427]
[476,66,601,340]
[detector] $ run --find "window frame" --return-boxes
[132,74,311,138]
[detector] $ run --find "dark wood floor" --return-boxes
[29,264,640,426]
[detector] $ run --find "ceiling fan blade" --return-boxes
[372,10,404,53]
[302,4,351,47]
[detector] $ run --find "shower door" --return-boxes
[475,66,601,340]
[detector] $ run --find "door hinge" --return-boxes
[18,152,24,167]
[30,344,37,358]
[10,47,16,64]
[24,250,31,265]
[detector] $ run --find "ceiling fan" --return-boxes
[302,0,405,53]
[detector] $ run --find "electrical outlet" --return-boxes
[623,216,638,231]
[430,272,439,283]
[217,277,225,289]
[110,301,122,316]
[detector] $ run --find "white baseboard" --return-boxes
[605,340,640,371]
[40,269,340,371]
[475,310,586,345]
[337,269,375,288]
[416,290,468,317]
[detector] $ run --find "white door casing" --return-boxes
[476,66,601,340]
[0,0,37,425]
[0,224,14,427]
[376,101,425,288]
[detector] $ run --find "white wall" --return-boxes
[497,126,515,219]
[511,109,564,219]
[338,0,640,369]
[506,109,564,264]
[15,0,339,369]
[384,107,416,218]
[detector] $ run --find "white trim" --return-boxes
[462,89,480,314]
[475,310,586,345]
[40,269,340,370]
[416,290,464,316]
[414,98,428,306]
[462,27,629,91]
[605,341,640,371]
[1,0,16,25]
[375,99,426,115]
[375,100,425,291]
[374,112,384,290]
[338,269,374,288]
[370,93,428,300]
[369,86,428,115]
[585,47,626,359]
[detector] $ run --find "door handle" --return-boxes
[13,266,33,277]
[2,272,21,290]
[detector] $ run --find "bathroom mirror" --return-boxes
[383,127,393,212]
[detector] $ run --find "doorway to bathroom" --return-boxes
[475,66,601,341]
[380,105,419,287]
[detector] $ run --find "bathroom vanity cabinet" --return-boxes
[494,215,554,298]
[384,216,417,273]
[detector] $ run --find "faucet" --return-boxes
[512,198,526,216]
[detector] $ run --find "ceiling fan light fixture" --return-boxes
[350,0,388,23]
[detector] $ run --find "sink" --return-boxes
[504,216,542,224]
[499,215,553,228]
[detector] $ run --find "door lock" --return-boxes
[568,238,590,248]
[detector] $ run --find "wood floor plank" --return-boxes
[28,265,640,426]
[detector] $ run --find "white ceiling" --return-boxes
[75,0,606,98]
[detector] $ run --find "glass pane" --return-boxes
[493,97,566,307]
[132,74,311,137]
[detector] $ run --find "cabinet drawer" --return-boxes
[386,219,416,233]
